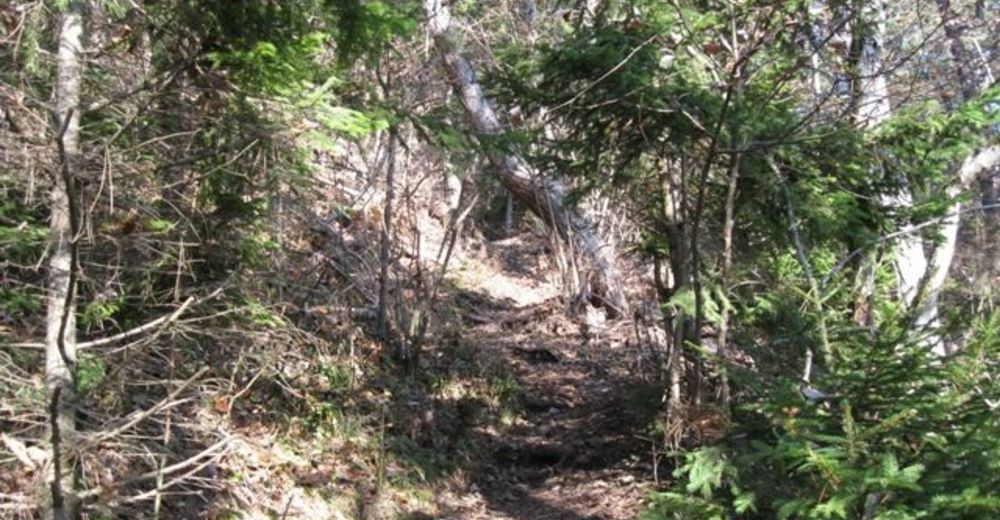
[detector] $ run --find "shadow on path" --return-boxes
[430,286,661,520]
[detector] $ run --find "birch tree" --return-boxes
[847,0,929,314]
[914,0,1000,336]
[847,0,999,353]
[47,2,85,517]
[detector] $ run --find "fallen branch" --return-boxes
[1,433,48,470]
[76,435,231,501]
[83,366,209,448]
[79,295,197,349]
[110,449,224,506]
[3,289,220,350]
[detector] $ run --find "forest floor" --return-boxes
[212,231,669,520]
[434,308,660,519]
[226,232,667,520]
[0,229,669,519]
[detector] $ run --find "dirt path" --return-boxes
[434,239,661,519]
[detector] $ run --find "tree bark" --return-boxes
[423,0,629,318]
[376,131,396,340]
[660,167,692,411]
[936,0,981,103]
[716,153,740,407]
[48,2,84,517]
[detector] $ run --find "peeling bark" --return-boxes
[424,0,629,317]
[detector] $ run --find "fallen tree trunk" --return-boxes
[424,0,629,317]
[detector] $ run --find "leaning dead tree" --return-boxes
[424,0,629,318]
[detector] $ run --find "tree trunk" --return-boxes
[913,146,1000,334]
[908,1,1000,353]
[715,154,740,407]
[982,173,998,228]
[48,2,84,517]
[848,1,930,324]
[660,168,693,410]
[376,131,396,340]
[424,0,629,318]
[848,0,998,354]
[936,0,981,103]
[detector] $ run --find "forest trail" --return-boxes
[432,236,660,520]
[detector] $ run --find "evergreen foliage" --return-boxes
[646,313,1000,519]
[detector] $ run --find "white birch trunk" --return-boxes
[48,2,84,517]
[913,146,1000,332]
[853,0,999,354]
[910,2,1000,354]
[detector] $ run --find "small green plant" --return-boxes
[244,299,285,329]
[320,362,352,393]
[143,217,177,233]
[0,289,41,317]
[489,374,521,409]
[77,353,107,396]
[80,297,122,329]
[241,230,280,267]
[489,374,523,426]
[305,400,343,433]
[0,218,47,260]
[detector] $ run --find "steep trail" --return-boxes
[435,236,661,519]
